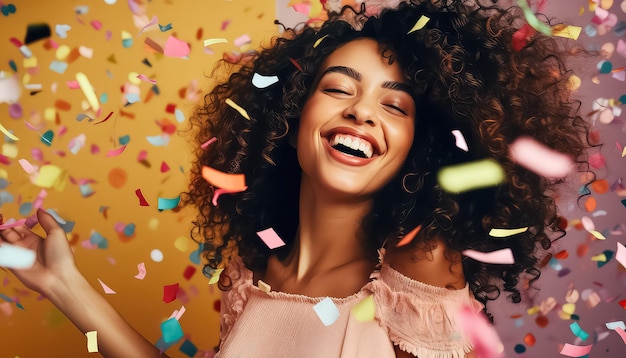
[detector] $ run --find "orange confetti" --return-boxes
[576,243,589,257]
[396,225,421,247]
[554,250,569,259]
[524,333,536,346]
[584,196,597,212]
[201,166,247,192]
[590,179,609,193]
[54,99,71,111]
[108,168,127,188]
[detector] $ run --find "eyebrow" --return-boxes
[320,65,414,96]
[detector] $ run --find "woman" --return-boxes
[0,0,591,357]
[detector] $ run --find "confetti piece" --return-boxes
[462,248,514,264]
[160,317,184,344]
[134,262,146,280]
[201,166,247,192]
[451,129,468,152]
[108,168,127,188]
[489,227,528,238]
[225,98,251,120]
[163,36,190,57]
[257,280,271,293]
[252,73,279,89]
[106,145,127,157]
[183,265,196,280]
[0,123,19,141]
[524,333,536,346]
[456,305,504,358]
[157,196,180,211]
[516,0,552,35]
[41,130,54,146]
[396,225,421,247]
[407,15,430,34]
[212,188,239,206]
[151,249,164,262]
[313,297,339,326]
[200,137,216,150]
[570,322,590,341]
[510,136,573,178]
[179,340,198,357]
[559,343,592,357]
[136,74,156,84]
[208,268,223,284]
[86,331,98,352]
[437,158,505,193]
[552,25,582,40]
[0,244,36,269]
[351,295,375,322]
[25,23,51,44]
[203,38,228,47]
[233,34,251,47]
[76,72,100,112]
[616,242,626,269]
[313,34,328,48]
[256,228,286,249]
[163,283,179,303]
[97,279,116,294]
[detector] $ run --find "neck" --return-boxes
[286,176,374,281]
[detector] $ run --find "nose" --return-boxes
[343,98,378,126]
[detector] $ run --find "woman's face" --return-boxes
[297,38,416,199]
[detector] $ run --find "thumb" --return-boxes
[36,208,64,235]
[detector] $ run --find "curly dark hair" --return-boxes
[181,0,592,319]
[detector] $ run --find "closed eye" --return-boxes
[323,88,350,95]
[384,104,407,115]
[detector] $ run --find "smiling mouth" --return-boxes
[330,134,374,159]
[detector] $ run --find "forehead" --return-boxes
[319,38,404,78]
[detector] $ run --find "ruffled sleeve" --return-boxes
[218,256,253,344]
[366,263,484,358]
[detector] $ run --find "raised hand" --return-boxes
[0,208,78,296]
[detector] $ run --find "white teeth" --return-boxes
[330,134,374,158]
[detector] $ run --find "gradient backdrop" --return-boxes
[0,0,624,357]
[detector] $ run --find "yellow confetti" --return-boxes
[208,268,224,284]
[437,158,506,193]
[562,303,576,315]
[408,15,430,34]
[489,227,528,238]
[44,108,56,121]
[23,57,37,68]
[225,98,251,120]
[128,71,141,85]
[85,331,98,353]
[591,253,607,261]
[527,306,539,315]
[203,38,228,47]
[552,25,582,40]
[258,280,271,293]
[566,74,581,91]
[76,72,100,112]
[589,230,607,240]
[56,45,70,60]
[0,123,19,141]
[2,143,18,158]
[33,164,68,191]
[174,236,189,252]
[622,146,626,157]
[351,295,376,322]
[313,34,329,48]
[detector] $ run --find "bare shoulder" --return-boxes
[384,238,466,290]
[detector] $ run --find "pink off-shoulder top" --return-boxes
[216,254,483,358]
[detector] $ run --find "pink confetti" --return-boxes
[0,219,26,230]
[97,279,116,294]
[106,145,127,157]
[588,152,606,169]
[138,15,158,36]
[163,36,190,58]
[256,228,286,249]
[462,248,515,264]
[90,20,102,31]
[451,130,469,152]
[17,159,37,175]
[616,243,626,269]
[160,161,170,173]
[233,34,251,48]
[613,327,626,344]
[200,137,217,150]
[32,190,47,210]
[559,343,592,357]
[134,262,146,280]
[456,305,503,358]
[212,188,238,206]
[510,136,573,178]
[617,39,626,58]
[137,74,157,84]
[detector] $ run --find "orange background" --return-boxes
[0,0,278,356]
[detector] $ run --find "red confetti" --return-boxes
[619,299,626,309]
[135,189,150,206]
[163,283,179,303]
[165,103,176,113]
[289,57,303,72]
[183,265,196,280]
[555,250,569,259]
[160,161,170,173]
[213,299,221,312]
[535,315,549,327]
[93,111,114,125]
[524,333,536,346]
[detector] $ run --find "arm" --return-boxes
[384,239,475,358]
[0,209,165,358]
